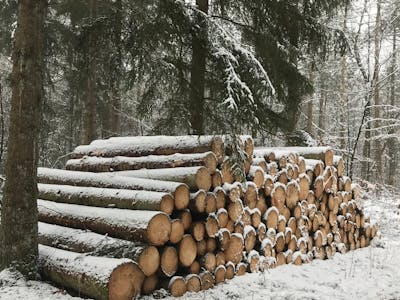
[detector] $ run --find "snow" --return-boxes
[38,183,168,206]
[74,135,223,156]
[37,199,166,230]
[2,185,400,299]
[66,151,216,169]
[38,167,185,193]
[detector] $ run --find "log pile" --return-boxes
[35,135,378,299]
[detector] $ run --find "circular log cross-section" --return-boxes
[179,235,197,267]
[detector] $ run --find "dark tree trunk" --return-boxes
[189,0,208,135]
[81,0,97,144]
[388,25,397,186]
[0,0,47,277]
[110,0,122,136]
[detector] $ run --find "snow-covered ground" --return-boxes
[1,184,399,300]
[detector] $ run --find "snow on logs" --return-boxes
[38,222,160,277]
[34,136,378,298]
[38,183,175,214]
[71,135,226,163]
[111,166,212,191]
[37,168,190,210]
[38,245,145,300]
[66,151,218,174]
[37,200,172,246]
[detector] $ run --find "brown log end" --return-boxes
[161,246,178,277]
[169,276,187,297]
[147,213,171,246]
[174,184,190,210]
[139,246,160,277]
[179,234,197,267]
[108,262,145,300]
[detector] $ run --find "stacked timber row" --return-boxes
[35,136,378,299]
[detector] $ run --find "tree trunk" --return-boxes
[189,0,208,134]
[373,0,382,179]
[388,25,397,185]
[38,245,145,300]
[0,0,47,277]
[81,0,97,144]
[110,0,122,136]
[339,4,348,150]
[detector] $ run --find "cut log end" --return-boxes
[196,167,212,191]
[147,213,171,246]
[169,276,187,297]
[139,246,160,277]
[174,185,190,210]
[109,262,145,300]
[179,235,197,267]
[161,246,178,277]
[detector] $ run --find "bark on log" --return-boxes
[38,245,145,300]
[38,183,175,215]
[71,135,225,163]
[112,166,211,191]
[37,168,189,210]
[38,222,159,276]
[254,147,334,166]
[37,200,171,246]
[66,151,217,174]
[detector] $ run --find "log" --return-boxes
[112,166,212,191]
[160,246,178,277]
[179,234,197,267]
[142,274,159,295]
[201,252,216,272]
[225,233,244,265]
[247,166,265,189]
[37,168,190,210]
[38,183,175,215]
[38,245,145,300]
[37,200,171,246]
[185,274,201,293]
[214,265,226,284]
[72,135,225,163]
[66,151,218,174]
[38,222,160,276]
[168,276,187,297]
[200,271,215,290]
[170,219,185,244]
[254,147,334,166]
[189,190,206,213]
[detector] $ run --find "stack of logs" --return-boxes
[35,135,378,300]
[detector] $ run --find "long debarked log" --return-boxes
[111,166,211,191]
[66,151,218,174]
[38,222,160,276]
[38,245,145,300]
[37,168,189,210]
[71,135,225,163]
[37,200,171,246]
[253,146,334,166]
[38,183,175,215]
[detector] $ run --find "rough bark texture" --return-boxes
[38,245,145,300]
[81,0,97,144]
[0,0,47,277]
[189,0,208,134]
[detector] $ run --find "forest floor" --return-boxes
[1,183,399,300]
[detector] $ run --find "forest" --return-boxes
[0,0,399,299]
